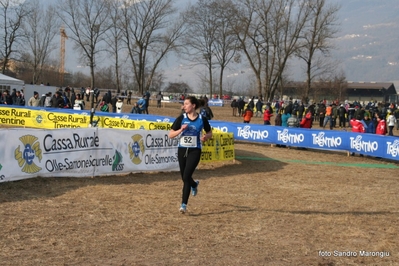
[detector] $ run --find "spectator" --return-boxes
[318,103,326,127]
[275,108,283,126]
[255,98,263,117]
[263,105,273,125]
[248,96,255,110]
[375,115,387,135]
[242,105,253,123]
[350,114,365,133]
[116,97,123,113]
[156,91,163,108]
[144,90,151,114]
[73,93,85,110]
[386,110,397,136]
[287,113,299,128]
[99,100,109,112]
[27,91,40,107]
[51,91,65,108]
[44,92,52,107]
[93,88,100,102]
[237,97,245,117]
[13,91,25,106]
[10,88,17,104]
[338,104,347,128]
[297,102,305,121]
[350,114,366,156]
[347,104,355,126]
[130,102,141,114]
[39,94,46,107]
[137,95,147,114]
[281,109,291,127]
[127,91,132,105]
[231,99,238,116]
[332,103,338,129]
[85,87,91,101]
[363,113,375,134]
[300,109,313,129]
[323,104,333,129]
[110,94,118,113]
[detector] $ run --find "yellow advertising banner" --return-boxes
[0,106,235,163]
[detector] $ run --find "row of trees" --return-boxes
[0,0,342,103]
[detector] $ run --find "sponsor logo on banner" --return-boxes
[148,122,172,130]
[213,126,229,133]
[47,112,88,128]
[237,125,269,140]
[350,135,378,153]
[112,150,124,171]
[277,129,305,144]
[143,133,178,165]
[42,131,114,173]
[312,132,342,148]
[32,111,47,127]
[387,139,399,157]
[129,134,145,165]
[14,135,43,174]
[102,117,136,129]
[0,108,27,126]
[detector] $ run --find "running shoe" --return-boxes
[191,180,199,196]
[179,203,187,214]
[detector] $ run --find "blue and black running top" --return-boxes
[171,113,212,149]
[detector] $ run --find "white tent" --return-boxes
[0,73,24,92]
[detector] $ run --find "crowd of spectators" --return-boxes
[231,97,399,136]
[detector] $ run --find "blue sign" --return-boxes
[208,99,224,107]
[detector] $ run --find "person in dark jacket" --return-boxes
[338,104,347,128]
[363,113,375,134]
[255,98,263,117]
[52,91,65,108]
[318,103,326,127]
[248,96,255,110]
[110,95,118,113]
[231,99,238,116]
[297,102,305,121]
[237,97,245,117]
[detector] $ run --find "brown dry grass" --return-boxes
[1,100,399,265]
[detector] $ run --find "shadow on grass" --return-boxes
[186,207,394,217]
[0,147,287,203]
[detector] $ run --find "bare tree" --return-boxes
[0,0,31,74]
[57,0,111,90]
[22,0,59,84]
[104,0,124,93]
[231,0,310,101]
[296,0,340,103]
[183,0,238,98]
[183,0,217,97]
[120,0,185,95]
[228,0,263,99]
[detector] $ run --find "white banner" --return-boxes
[0,128,179,183]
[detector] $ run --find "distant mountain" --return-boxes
[331,0,399,83]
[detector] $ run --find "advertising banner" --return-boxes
[211,121,399,161]
[0,128,180,183]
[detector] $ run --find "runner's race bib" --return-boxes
[180,136,197,147]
